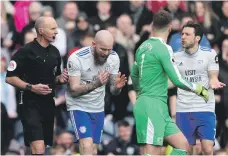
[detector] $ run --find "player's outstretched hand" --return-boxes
[115,72,127,89]
[210,79,226,89]
[96,71,110,87]
[32,84,52,95]
[195,84,209,103]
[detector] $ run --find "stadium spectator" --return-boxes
[217,38,228,149]
[24,31,36,44]
[220,1,228,38]
[116,14,140,71]
[89,1,116,33]
[41,5,67,58]
[54,131,76,155]
[193,1,222,49]
[50,145,66,155]
[106,25,130,121]
[56,1,79,52]
[0,56,17,119]
[71,13,94,47]
[104,120,140,155]
[126,0,153,35]
[1,103,14,155]
[19,2,42,46]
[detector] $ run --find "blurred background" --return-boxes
[1,0,228,155]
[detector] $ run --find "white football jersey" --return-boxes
[174,46,219,112]
[65,46,120,112]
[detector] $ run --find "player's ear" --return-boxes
[92,41,96,48]
[196,36,201,42]
[168,24,172,33]
[39,28,43,35]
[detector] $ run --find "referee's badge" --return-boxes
[7,60,17,71]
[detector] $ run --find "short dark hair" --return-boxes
[117,120,130,128]
[182,21,203,43]
[56,130,73,138]
[153,10,172,30]
[180,13,194,21]
[81,33,94,41]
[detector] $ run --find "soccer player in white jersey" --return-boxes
[66,30,127,155]
[174,21,226,155]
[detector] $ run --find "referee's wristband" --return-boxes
[25,84,32,91]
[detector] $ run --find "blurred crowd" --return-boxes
[1,0,228,155]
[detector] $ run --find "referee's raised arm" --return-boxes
[5,16,68,155]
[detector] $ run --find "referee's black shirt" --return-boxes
[6,38,61,99]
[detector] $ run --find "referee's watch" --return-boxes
[25,84,32,91]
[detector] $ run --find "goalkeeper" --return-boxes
[130,10,209,155]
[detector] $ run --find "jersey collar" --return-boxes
[150,37,166,44]
[184,46,200,57]
[33,38,50,50]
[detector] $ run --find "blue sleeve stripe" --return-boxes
[200,46,211,52]
[110,50,116,55]
[77,49,90,56]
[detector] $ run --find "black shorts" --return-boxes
[19,96,55,147]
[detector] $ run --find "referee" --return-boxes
[5,16,68,154]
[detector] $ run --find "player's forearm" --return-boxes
[55,75,61,84]
[165,62,195,92]
[130,62,140,92]
[109,74,121,95]
[171,77,192,91]
[69,82,98,97]
[5,76,29,90]
[168,78,175,89]
[131,76,140,92]
[166,64,203,94]
[209,70,219,81]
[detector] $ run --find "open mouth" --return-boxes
[100,56,106,60]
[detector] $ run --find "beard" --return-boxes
[94,50,108,65]
[182,42,195,49]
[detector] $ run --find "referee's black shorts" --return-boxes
[19,95,55,147]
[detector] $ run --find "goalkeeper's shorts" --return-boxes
[133,96,180,146]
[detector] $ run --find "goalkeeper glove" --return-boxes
[195,84,209,102]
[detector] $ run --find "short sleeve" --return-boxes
[110,54,120,75]
[67,55,81,76]
[208,49,219,71]
[6,48,27,77]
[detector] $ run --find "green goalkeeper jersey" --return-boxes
[130,37,195,102]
